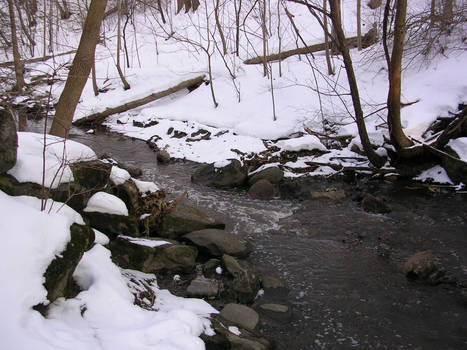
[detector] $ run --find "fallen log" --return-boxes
[244,29,377,65]
[73,74,206,127]
[0,50,77,68]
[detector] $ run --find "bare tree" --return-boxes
[7,0,24,92]
[49,0,108,138]
[116,0,131,90]
[386,0,412,150]
[328,0,386,167]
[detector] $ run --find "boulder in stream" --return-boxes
[361,193,391,214]
[220,303,259,330]
[158,197,225,239]
[191,160,247,188]
[248,179,276,200]
[183,229,251,258]
[248,166,284,185]
[222,254,260,303]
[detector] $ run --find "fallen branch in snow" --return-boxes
[73,75,206,126]
[304,127,352,142]
[243,30,377,65]
[0,50,77,68]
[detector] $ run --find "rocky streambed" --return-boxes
[14,123,467,349]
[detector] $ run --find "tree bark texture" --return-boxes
[387,0,412,150]
[329,0,385,167]
[49,0,108,138]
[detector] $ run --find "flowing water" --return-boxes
[36,124,467,349]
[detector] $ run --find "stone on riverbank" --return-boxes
[220,303,259,330]
[183,229,251,258]
[222,254,260,303]
[83,211,140,239]
[70,160,111,189]
[109,235,197,273]
[186,278,219,297]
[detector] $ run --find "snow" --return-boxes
[8,132,96,189]
[93,229,110,245]
[84,192,129,216]
[447,137,467,161]
[276,135,327,152]
[118,235,172,248]
[415,165,454,184]
[110,166,132,185]
[134,179,160,195]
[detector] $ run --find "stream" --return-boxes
[36,123,467,349]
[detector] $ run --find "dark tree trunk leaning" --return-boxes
[49,0,108,138]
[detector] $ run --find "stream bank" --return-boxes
[32,123,467,349]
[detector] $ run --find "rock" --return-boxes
[191,160,247,188]
[112,180,141,215]
[156,150,171,164]
[0,174,42,198]
[403,251,438,280]
[203,258,222,278]
[42,224,95,304]
[0,108,18,174]
[310,189,346,201]
[257,303,292,324]
[248,180,275,200]
[83,211,140,239]
[361,193,391,214]
[158,197,225,239]
[220,303,259,330]
[183,229,250,258]
[109,236,197,273]
[279,179,302,198]
[132,118,159,128]
[248,166,284,185]
[52,182,92,212]
[209,316,272,350]
[200,332,230,350]
[187,278,219,297]
[222,254,260,303]
[70,160,111,189]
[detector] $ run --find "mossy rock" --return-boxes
[83,211,140,239]
[52,182,92,212]
[158,198,225,239]
[248,166,284,186]
[0,108,18,174]
[0,174,42,197]
[109,236,197,273]
[111,180,141,215]
[42,223,95,304]
[222,254,261,304]
[70,160,111,189]
[192,160,247,188]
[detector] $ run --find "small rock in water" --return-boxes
[361,193,391,214]
[248,179,275,200]
[156,150,171,164]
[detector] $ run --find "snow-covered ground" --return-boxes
[1,133,217,350]
[13,1,466,183]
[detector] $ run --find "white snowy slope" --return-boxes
[8,132,96,189]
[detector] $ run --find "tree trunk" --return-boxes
[7,0,24,92]
[116,0,130,90]
[214,0,227,55]
[323,0,334,75]
[49,0,108,138]
[387,0,412,150]
[261,0,268,77]
[357,0,362,51]
[234,0,242,56]
[329,0,385,168]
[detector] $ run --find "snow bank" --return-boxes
[84,192,129,216]
[110,166,132,185]
[8,132,96,189]
[276,135,327,152]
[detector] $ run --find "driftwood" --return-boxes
[0,50,77,68]
[73,75,206,127]
[244,29,377,65]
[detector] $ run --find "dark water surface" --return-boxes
[49,126,467,349]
